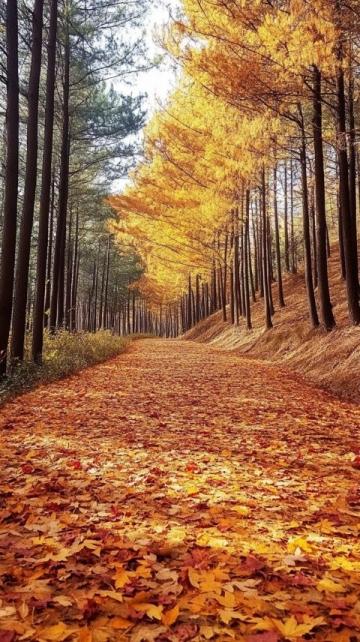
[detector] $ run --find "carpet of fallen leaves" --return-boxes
[1,339,360,642]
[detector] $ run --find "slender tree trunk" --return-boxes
[103,238,111,329]
[273,164,285,308]
[244,190,252,329]
[49,24,70,332]
[348,60,357,259]
[221,231,228,321]
[248,220,256,303]
[11,0,44,361]
[195,274,200,324]
[44,172,56,329]
[188,275,193,328]
[338,172,346,280]
[261,168,273,329]
[290,158,296,274]
[299,106,319,327]
[0,0,19,376]
[312,66,335,330]
[284,161,290,272]
[65,207,73,329]
[336,54,360,324]
[71,212,79,333]
[310,185,318,288]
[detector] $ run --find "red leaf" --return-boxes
[70,460,82,470]
[186,462,199,473]
[244,555,265,573]
[0,631,17,642]
[21,463,34,474]
[246,632,279,642]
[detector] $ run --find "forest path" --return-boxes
[1,339,360,641]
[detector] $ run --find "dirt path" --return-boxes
[1,339,360,642]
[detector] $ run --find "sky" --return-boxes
[139,4,179,114]
[111,1,179,192]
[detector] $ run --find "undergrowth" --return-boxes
[0,330,130,405]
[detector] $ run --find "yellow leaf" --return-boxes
[166,526,187,544]
[113,567,132,589]
[287,537,313,553]
[38,623,73,641]
[200,626,216,639]
[136,563,152,579]
[214,592,236,608]
[185,483,199,495]
[274,615,325,638]
[233,506,250,517]
[162,604,179,626]
[331,557,360,572]
[134,603,164,620]
[219,610,245,625]
[316,577,346,593]
[196,532,228,548]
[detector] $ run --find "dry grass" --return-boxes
[184,245,360,403]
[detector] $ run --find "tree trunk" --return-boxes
[273,164,285,308]
[44,171,56,329]
[348,61,357,260]
[0,0,19,376]
[336,56,360,324]
[284,161,290,272]
[49,24,70,332]
[312,66,335,330]
[244,189,252,329]
[290,158,296,273]
[11,0,44,361]
[299,106,319,328]
[261,168,273,329]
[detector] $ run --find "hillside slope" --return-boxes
[184,246,360,403]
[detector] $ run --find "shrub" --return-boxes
[0,331,129,405]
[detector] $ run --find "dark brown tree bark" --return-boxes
[188,275,193,328]
[103,238,111,329]
[299,105,319,328]
[244,190,252,329]
[0,0,19,376]
[284,161,290,272]
[11,0,44,361]
[310,188,318,289]
[32,0,58,360]
[289,159,296,274]
[65,207,73,329]
[273,164,285,308]
[44,173,56,329]
[222,231,228,321]
[261,168,273,330]
[71,216,79,334]
[348,63,357,254]
[312,66,335,330]
[195,274,200,324]
[49,24,70,332]
[336,56,360,324]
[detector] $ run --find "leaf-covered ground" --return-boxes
[1,339,360,642]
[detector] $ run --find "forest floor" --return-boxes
[1,339,360,642]
[184,245,360,404]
